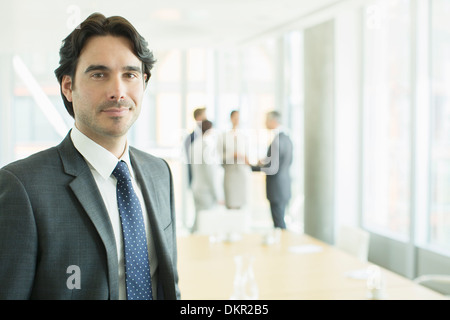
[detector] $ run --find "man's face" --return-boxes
[62,35,146,143]
[265,116,272,129]
[231,112,239,126]
[265,116,277,130]
[195,111,207,122]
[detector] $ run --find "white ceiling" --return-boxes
[0,0,339,54]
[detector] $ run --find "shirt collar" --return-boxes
[70,126,134,180]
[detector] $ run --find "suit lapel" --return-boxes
[130,149,168,239]
[130,149,175,298]
[57,134,119,299]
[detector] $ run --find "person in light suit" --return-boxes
[0,13,180,300]
[251,111,293,229]
[189,120,224,233]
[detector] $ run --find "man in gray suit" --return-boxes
[251,111,293,229]
[0,13,180,299]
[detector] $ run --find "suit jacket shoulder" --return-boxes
[1,145,60,179]
[0,135,121,299]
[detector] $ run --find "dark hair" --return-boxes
[267,110,281,123]
[201,120,213,134]
[54,13,156,117]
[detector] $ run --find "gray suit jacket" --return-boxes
[0,134,180,300]
[252,132,293,204]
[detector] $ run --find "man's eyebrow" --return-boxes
[84,65,110,73]
[84,65,142,73]
[123,66,142,73]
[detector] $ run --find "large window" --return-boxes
[11,53,71,161]
[429,0,450,250]
[362,0,412,239]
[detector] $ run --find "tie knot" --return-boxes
[112,161,131,182]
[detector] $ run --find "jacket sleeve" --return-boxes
[0,168,38,299]
[252,134,281,175]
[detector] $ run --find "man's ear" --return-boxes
[144,73,149,88]
[61,75,73,102]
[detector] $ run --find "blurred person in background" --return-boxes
[189,120,224,233]
[184,107,207,187]
[251,111,293,229]
[219,110,251,210]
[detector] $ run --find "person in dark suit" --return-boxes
[251,111,293,229]
[0,13,179,300]
[184,107,207,187]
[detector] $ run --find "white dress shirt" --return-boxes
[70,127,158,300]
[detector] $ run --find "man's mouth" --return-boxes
[101,107,130,117]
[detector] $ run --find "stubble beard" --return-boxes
[76,100,140,141]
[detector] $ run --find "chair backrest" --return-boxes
[414,275,450,298]
[336,225,370,262]
[414,275,450,284]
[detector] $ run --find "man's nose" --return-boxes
[107,76,126,101]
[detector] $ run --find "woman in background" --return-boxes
[220,110,251,210]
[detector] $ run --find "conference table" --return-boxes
[177,230,445,300]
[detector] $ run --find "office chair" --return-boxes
[413,274,450,298]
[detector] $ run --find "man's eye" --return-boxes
[125,73,138,79]
[92,73,104,79]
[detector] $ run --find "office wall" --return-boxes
[303,19,335,244]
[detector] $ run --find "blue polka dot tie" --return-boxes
[113,161,153,300]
